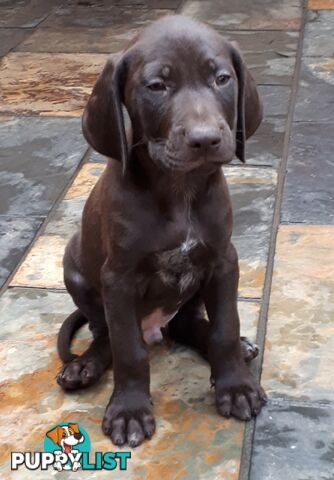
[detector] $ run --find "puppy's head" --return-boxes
[83,15,262,174]
[46,424,84,453]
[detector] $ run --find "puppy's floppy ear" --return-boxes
[46,426,62,445]
[82,53,129,174]
[230,44,263,162]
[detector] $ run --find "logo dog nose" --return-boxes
[186,126,221,151]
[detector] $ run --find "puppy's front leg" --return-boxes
[101,270,155,447]
[204,244,267,420]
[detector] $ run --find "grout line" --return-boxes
[238,2,308,480]
[266,396,334,410]
[0,146,91,299]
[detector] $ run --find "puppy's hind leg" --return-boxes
[57,241,112,391]
[168,293,259,363]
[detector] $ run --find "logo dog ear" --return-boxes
[68,423,80,434]
[46,426,62,445]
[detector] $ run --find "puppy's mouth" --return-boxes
[147,139,234,173]
[148,139,222,173]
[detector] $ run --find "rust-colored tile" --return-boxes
[0,53,107,116]
[262,225,334,402]
[308,0,334,8]
[10,235,67,289]
[65,162,105,200]
[0,287,259,478]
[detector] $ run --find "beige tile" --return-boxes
[65,162,105,199]
[10,235,67,289]
[0,53,107,116]
[262,225,334,402]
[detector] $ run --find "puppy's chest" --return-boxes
[154,234,205,292]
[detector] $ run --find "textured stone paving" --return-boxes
[0,1,333,479]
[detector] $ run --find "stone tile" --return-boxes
[43,198,85,239]
[64,163,105,200]
[16,26,138,54]
[115,0,182,7]
[262,225,334,403]
[11,165,276,296]
[250,402,334,480]
[43,163,106,239]
[40,3,171,28]
[10,234,67,289]
[0,116,87,216]
[294,57,334,122]
[182,0,301,30]
[0,52,107,116]
[281,122,334,224]
[89,149,107,163]
[238,116,286,167]
[308,0,334,8]
[227,167,277,298]
[0,0,60,28]
[221,30,298,86]
[0,216,42,288]
[0,28,31,57]
[259,85,291,117]
[303,11,334,57]
[0,286,259,478]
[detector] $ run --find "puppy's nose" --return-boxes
[74,433,82,440]
[186,126,221,152]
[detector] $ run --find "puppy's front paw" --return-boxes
[102,393,155,448]
[215,364,267,421]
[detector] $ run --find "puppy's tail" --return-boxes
[57,309,88,363]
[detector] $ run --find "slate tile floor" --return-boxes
[0,1,333,479]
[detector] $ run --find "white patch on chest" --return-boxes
[141,308,178,344]
[180,236,198,253]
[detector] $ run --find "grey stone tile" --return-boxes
[16,25,138,54]
[182,0,302,30]
[0,0,60,28]
[226,167,277,297]
[0,215,42,288]
[250,402,334,480]
[294,58,334,122]
[220,30,298,86]
[115,0,182,7]
[0,116,87,216]
[0,28,31,57]
[40,2,171,28]
[281,122,334,224]
[259,85,291,117]
[44,197,85,239]
[304,11,334,57]
[237,115,286,167]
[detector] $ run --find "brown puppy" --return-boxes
[57,15,266,448]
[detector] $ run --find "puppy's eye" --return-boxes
[216,74,231,86]
[147,81,166,92]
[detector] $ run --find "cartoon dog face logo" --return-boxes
[46,423,84,471]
